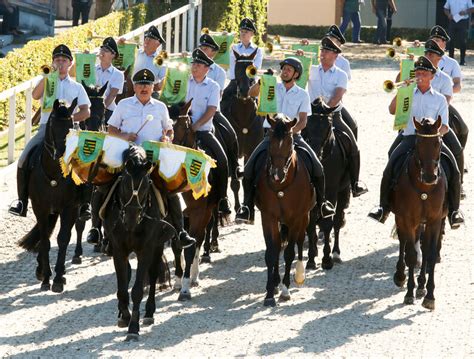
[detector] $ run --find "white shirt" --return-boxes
[307,64,348,111]
[95,64,124,111]
[336,55,352,81]
[431,68,454,97]
[207,63,227,92]
[403,87,449,136]
[228,42,263,80]
[185,76,220,132]
[263,82,312,128]
[108,95,172,145]
[439,54,463,80]
[40,75,91,125]
[133,49,167,84]
[444,0,472,21]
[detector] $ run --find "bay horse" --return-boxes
[256,114,316,307]
[221,49,264,207]
[391,117,448,310]
[102,145,175,341]
[18,99,80,292]
[302,106,351,270]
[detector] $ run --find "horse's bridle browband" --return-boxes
[118,172,153,225]
[416,132,441,138]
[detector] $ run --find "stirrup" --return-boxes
[235,166,244,180]
[235,205,251,223]
[8,200,26,217]
[320,201,336,219]
[449,210,465,229]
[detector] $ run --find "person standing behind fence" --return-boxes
[443,0,474,66]
[72,0,92,26]
[340,0,364,43]
[371,0,397,45]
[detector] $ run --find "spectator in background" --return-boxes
[371,0,397,44]
[340,0,364,43]
[0,0,23,35]
[386,5,394,42]
[72,0,93,26]
[444,0,474,65]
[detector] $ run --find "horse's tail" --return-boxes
[18,224,41,252]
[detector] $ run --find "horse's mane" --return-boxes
[123,145,148,173]
[272,115,290,141]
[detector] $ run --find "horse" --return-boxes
[115,65,134,104]
[18,99,81,292]
[102,145,175,341]
[221,49,264,207]
[302,106,351,270]
[391,117,448,310]
[255,114,316,307]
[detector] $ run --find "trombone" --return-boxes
[383,78,418,93]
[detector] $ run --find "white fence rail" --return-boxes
[0,0,202,165]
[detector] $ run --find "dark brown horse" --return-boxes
[391,117,448,310]
[256,114,316,307]
[115,65,134,104]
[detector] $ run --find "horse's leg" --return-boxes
[144,247,161,326]
[416,239,428,299]
[321,219,334,270]
[171,240,183,290]
[52,207,77,293]
[202,215,213,264]
[281,229,295,302]
[394,225,407,287]
[231,176,241,213]
[112,249,131,328]
[436,218,446,263]
[422,224,441,310]
[210,208,220,253]
[294,229,306,286]
[403,234,417,305]
[306,209,318,270]
[189,207,212,287]
[72,218,85,265]
[36,213,59,291]
[178,243,196,301]
[332,195,346,264]
[262,214,280,307]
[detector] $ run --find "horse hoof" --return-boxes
[51,282,64,293]
[158,284,169,291]
[142,317,154,326]
[125,333,139,342]
[40,283,50,291]
[178,291,191,301]
[117,318,129,328]
[393,273,406,288]
[422,298,435,310]
[436,256,441,264]
[403,296,415,305]
[210,245,220,253]
[36,267,44,281]
[71,256,82,265]
[306,261,317,270]
[200,255,211,264]
[273,287,279,295]
[321,257,334,270]
[191,280,199,288]
[279,293,290,302]
[263,298,276,307]
[416,288,427,299]
[62,277,67,285]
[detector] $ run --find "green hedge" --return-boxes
[202,0,268,46]
[267,24,474,49]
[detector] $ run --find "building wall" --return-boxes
[268,0,337,26]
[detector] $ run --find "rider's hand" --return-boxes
[300,39,309,45]
[265,68,274,76]
[117,37,126,45]
[126,133,138,142]
[295,49,305,56]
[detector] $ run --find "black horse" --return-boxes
[302,105,351,270]
[102,145,175,340]
[18,99,81,292]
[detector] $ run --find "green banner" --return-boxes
[291,43,320,65]
[400,58,415,81]
[168,56,192,66]
[406,46,425,57]
[257,74,278,116]
[77,130,106,164]
[75,53,97,87]
[285,54,312,89]
[41,70,59,113]
[142,140,160,164]
[213,34,235,69]
[113,43,137,71]
[394,83,415,131]
[159,66,190,106]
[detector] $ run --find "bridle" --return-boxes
[413,131,442,185]
[235,58,254,99]
[314,113,334,159]
[118,171,153,225]
[173,115,195,148]
[44,113,72,161]
[267,131,294,184]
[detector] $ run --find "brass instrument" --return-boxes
[153,51,188,66]
[87,30,139,46]
[201,27,228,35]
[245,65,276,79]
[392,37,403,47]
[386,47,397,58]
[383,78,418,93]
[41,64,53,75]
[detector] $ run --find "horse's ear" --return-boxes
[144,160,153,173]
[289,117,298,130]
[183,98,193,115]
[68,98,78,115]
[248,47,259,60]
[124,65,131,77]
[414,117,422,132]
[267,114,277,128]
[81,80,89,92]
[98,81,109,97]
[434,115,442,130]
[53,99,61,111]
[233,49,240,60]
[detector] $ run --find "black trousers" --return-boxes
[448,19,469,64]
[0,4,20,32]
[196,131,229,200]
[333,111,358,157]
[341,106,358,140]
[213,111,239,174]
[449,104,468,149]
[72,2,91,26]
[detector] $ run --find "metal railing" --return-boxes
[0,0,202,165]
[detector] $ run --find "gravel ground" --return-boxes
[0,43,473,358]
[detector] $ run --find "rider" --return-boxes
[198,33,242,178]
[95,37,124,124]
[186,48,231,216]
[368,56,464,229]
[308,36,368,198]
[9,44,91,217]
[235,57,336,224]
[86,68,196,249]
[221,18,263,110]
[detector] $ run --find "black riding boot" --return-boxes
[368,170,391,224]
[349,151,368,197]
[313,174,336,219]
[235,177,256,224]
[9,168,29,217]
[86,188,104,244]
[77,184,92,221]
[448,174,464,229]
[168,194,196,249]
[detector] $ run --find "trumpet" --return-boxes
[201,27,228,36]
[392,37,403,47]
[41,64,53,75]
[386,47,397,58]
[383,78,418,93]
[86,30,107,41]
[245,65,276,78]
[153,51,187,66]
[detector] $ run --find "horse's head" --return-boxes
[303,99,336,158]
[169,99,195,148]
[119,144,153,227]
[83,81,108,131]
[115,65,133,104]
[414,116,442,185]
[45,99,77,160]
[234,48,258,99]
[267,114,297,183]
